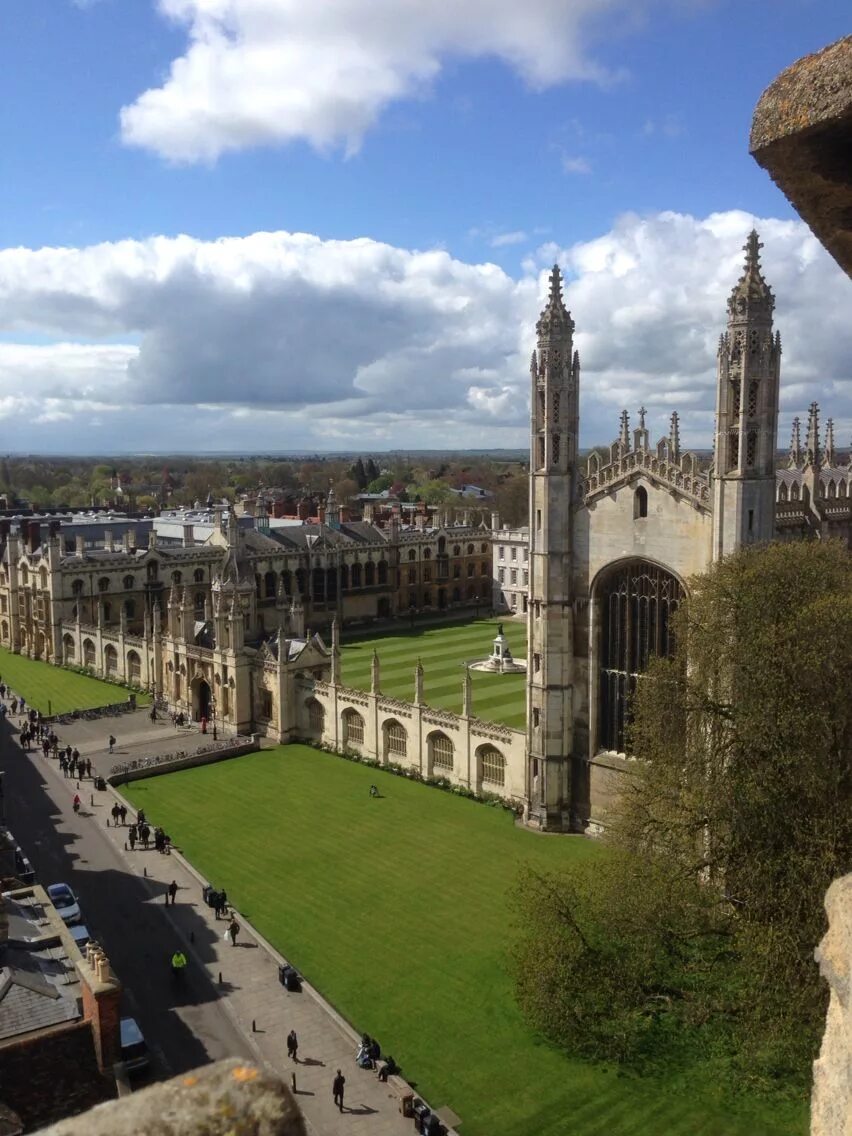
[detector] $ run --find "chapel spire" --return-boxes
[727,229,774,324]
[536,265,574,341]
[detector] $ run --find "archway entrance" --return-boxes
[192,678,212,721]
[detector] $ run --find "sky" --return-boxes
[0,0,849,454]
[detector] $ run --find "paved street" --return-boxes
[2,704,438,1136]
[0,709,254,1080]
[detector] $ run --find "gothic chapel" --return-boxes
[523,232,851,831]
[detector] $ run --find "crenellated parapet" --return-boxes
[581,408,710,510]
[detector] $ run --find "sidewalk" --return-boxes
[19,707,450,1136]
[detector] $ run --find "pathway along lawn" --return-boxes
[0,646,149,715]
[125,748,805,1136]
[340,618,527,729]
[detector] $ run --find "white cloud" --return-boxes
[0,212,848,452]
[120,0,649,162]
[561,154,592,175]
[490,231,528,248]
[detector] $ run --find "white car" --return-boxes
[47,882,82,926]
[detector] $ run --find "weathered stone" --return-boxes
[811,874,852,1136]
[33,1059,307,1136]
[750,36,852,277]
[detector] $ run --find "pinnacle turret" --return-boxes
[536,264,574,341]
[618,409,630,451]
[788,416,802,468]
[727,229,774,322]
[824,418,836,468]
[805,402,821,469]
[669,411,681,462]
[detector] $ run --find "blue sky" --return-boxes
[0,1,849,453]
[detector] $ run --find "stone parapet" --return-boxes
[33,1059,307,1136]
[750,36,852,278]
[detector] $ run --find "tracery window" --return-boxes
[479,747,506,787]
[342,708,364,746]
[598,560,683,754]
[384,720,407,757]
[307,699,325,734]
[430,732,453,773]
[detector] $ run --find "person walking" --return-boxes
[167,880,178,905]
[119,804,127,825]
[111,803,121,827]
[108,734,116,754]
[140,823,150,849]
[128,824,137,851]
[286,1030,299,1062]
[85,757,92,778]
[332,1070,346,1112]
[170,949,187,980]
[227,916,240,947]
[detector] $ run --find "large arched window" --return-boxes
[82,638,96,668]
[62,633,75,663]
[127,650,141,683]
[104,643,118,675]
[429,731,453,774]
[598,559,683,754]
[479,746,506,787]
[307,699,325,735]
[384,720,407,757]
[342,708,364,746]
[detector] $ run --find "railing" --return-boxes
[109,735,255,779]
[48,700,139,726]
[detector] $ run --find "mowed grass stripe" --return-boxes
[125,747,805,1136]
[0,646,150,715]
[340,619,527,727]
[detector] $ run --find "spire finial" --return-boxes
[728,228,774,320]
[788,416,802,468]
[619,409,630,450]
[669,411,681,461]
[536,263,574,340]
[805,402,821,469]
[638,405,647,429]
[824,417,836,467]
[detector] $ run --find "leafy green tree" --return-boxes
[513,540,852,1089]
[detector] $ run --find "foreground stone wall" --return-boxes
[811,874,852,1136]
[34,1059,306,1136]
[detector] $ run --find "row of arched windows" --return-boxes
[332,706,507,786]
[61,635,142,682]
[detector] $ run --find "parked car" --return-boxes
[69,924,92,951]
[47,882,82,926]
[119,1018,150,1073]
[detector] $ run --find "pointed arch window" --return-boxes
[633,486,648,519]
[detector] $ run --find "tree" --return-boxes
[513,540,852,1089]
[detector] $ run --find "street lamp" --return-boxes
[210,695,218,740]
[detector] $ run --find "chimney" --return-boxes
[317,505,326,525]
[76,534,85,557]
[49,520,61,539]
[28,521,40,554]
[491,510,500,531]
[0,519,10,539]
[104,530,114,553]
[148,531,158,549]
[363,502,374,523]
[183,523,194,547]
[297,499,310,522]
[78,945,122,1071]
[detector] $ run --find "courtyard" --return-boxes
[0,646,149,715]
[340,618,527,729]
[124,747,805,1136]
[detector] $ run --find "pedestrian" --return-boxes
[10,698,17,714]
[19,697,25,712]
[332,1070,346,1112]
[128,824,137,850]
[108,734,116,754]
[154,828,165,853]
[167,880,178,905]
[111,803,121,826]
[119,804,127,825]
[140,823,150,849]
[227,916,240,947]
[286,1030,299,1062]
[85,757,92,778]
[216,889,228,919]
[137,808,147,827]
[59,757,68,777]
[150,705,157,722]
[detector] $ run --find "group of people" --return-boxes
[124,808,171,854]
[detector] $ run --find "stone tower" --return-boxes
[526,265,581,831]
[712,231,782,559]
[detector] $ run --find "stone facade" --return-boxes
[499,234,850,831]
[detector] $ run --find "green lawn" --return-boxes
[341,618,528,728]
[0,646,150,715]
[125,748,805,1136]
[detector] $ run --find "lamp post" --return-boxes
[210,695,218,740]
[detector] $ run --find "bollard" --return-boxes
[90,794,94,807]
[252,1019,257,1032]
[291,1072,296,1094]
[190,930,195,944]
[124,842,128,851]
[143,867,148,878]
[218,971,223,986]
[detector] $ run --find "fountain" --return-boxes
[469,623,527,674]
